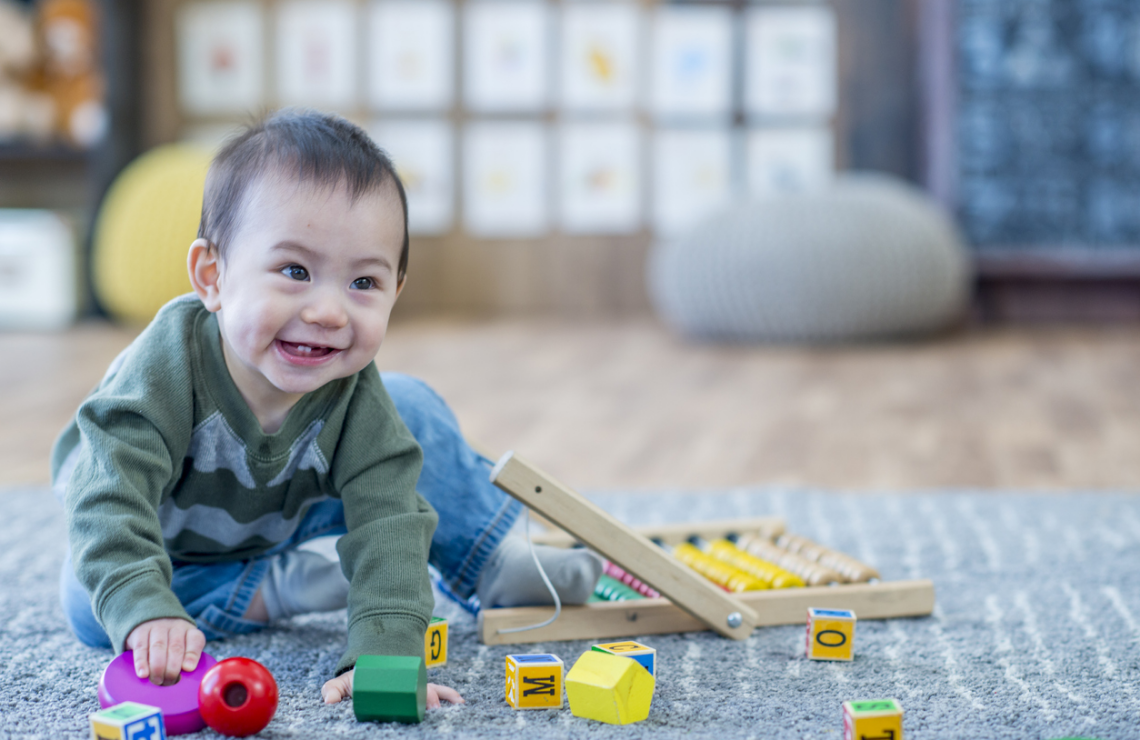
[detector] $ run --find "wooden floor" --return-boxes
[4,316,1140,492]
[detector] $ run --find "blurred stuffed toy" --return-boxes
[0,0,55,142]
[33,0,107,147]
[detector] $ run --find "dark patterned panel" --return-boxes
[956,0,1140,248]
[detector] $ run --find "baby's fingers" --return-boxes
[149,627,176,686]
[130,637,151,680]
[182,627,206,672]
[322,672,353,704]
[427,683,465,709]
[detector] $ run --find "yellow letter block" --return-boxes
[806,607,856,661]
[843,698,903,740]
[89,701,165,740]
[592,640,656,676]
[505,654,564,710]
[425,616,448,668]
[566,651,655,725]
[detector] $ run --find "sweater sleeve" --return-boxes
[60,303,200,653]
[331,371,438,676]
[65,388,195,653]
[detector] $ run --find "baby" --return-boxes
[53,109,601,709]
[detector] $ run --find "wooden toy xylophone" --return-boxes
[479,452,935,646]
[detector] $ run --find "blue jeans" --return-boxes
[59,373,522,648]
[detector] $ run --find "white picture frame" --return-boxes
[276,0,358,109]
[558,121,641,234]
[652,128,733,236]
[747,127,834,198]
[463,1,550,113]
[370,120,455,235]
[745,6,837,120]
[649,6,734,122]
[367,0,455,112]
[463,122,548,237]
[176,1,264,115]
[559,3,640,113]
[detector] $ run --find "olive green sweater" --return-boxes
[51,295,437,675]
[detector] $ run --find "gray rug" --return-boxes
[2,487,1138,739]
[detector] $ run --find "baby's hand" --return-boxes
[125,618,206,686]
[322,669,465,710]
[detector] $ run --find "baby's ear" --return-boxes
[187,238,222,312]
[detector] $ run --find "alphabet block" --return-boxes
[843,698,903,740]
[591,640,657,676]
[566,650,654,725]
[352,655,426,724]
[505,654,564,710]
[89,701,166,740]
[806,607,856,661]
[425,617,448,668]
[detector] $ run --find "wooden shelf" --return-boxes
[0,143,92,165]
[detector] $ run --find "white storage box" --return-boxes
[0,210,78,330]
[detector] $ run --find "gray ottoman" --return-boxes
[648,173,973,342]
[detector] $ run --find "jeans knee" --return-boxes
[59,575,112,649]
[381,372,442,406]
[380,373,458,432]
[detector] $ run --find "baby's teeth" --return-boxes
[297,344,312,354]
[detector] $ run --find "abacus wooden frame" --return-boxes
[479,452,935,646]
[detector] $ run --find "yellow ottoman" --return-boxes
[92,143,211,324]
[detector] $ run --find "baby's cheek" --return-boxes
[252,303,290,341]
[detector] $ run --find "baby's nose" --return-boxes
[301,293,348,328]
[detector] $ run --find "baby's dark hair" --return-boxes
[197,108,409,282]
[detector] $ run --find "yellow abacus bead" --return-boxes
[737,534,843,585]
[709,540,805,589]
[674,543,768,592]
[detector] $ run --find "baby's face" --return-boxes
[212,174,406,405]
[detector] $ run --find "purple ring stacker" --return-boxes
[98,650,217,735]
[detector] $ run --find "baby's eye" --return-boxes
[283,265,309,281]
[351,277,375,290]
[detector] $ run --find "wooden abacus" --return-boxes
[479,452,935,646]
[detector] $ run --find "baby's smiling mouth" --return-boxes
[278,340,339,358]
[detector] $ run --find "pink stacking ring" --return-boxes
[98,650,217,735]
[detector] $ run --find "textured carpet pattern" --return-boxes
[2,487,1139,739]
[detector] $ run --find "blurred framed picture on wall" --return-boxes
[367,0,454,112]
[559,3,640,114]
[176,1,264,115]
[747,127,834,198]
[652,127,732,236]
[276,0,358,109]
[557,121,641,235]
[745,6,837,120]
[369,119,455,236]
[649,6,733,122]
[463,1,550,113]
[463,121,548,237]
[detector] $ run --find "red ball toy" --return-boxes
[197,657,278,737]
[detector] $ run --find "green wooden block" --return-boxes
[352,655,427,724]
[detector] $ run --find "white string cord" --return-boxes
[495,508,562,634]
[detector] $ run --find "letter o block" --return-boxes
[352,655,426,724]
[843,698,903,740]
[425,617,448,669]
[806,607,856,661]
[505,654,564,709]
[566,651,655,725]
